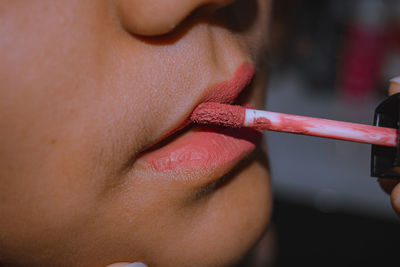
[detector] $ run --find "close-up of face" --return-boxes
[0,0,272,266]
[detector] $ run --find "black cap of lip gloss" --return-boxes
[371,93,400,178]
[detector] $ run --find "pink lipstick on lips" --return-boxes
[138,63,261,173]
[142,127,261,172]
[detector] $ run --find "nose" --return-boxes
[115,0,234,36]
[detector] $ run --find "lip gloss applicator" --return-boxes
[191,93,400,178]
[191,102,397,147]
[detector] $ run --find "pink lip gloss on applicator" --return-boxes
[190,102,397,147]
[191,93,400,178]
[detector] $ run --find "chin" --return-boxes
[150,155,271,266]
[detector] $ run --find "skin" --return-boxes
[0,0,271,266]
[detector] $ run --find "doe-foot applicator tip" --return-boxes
[190,102,245,128]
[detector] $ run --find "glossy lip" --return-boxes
[139,126,261,171]
[135,63,260,185]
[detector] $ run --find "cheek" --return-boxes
[0,2,151,262]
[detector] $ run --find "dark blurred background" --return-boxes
[251,0,400,266]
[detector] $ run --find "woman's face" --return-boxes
[0,0,271,266]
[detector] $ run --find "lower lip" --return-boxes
[137,126,261,172]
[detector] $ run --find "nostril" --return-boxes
[115,0,236,36]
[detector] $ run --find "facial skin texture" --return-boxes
[0,0,271,266]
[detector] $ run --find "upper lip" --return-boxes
[139,62,255,153]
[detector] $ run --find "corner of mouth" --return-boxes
[135,62,257,167]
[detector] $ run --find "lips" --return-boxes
[135,63,261,179]
[140,126,261,171]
